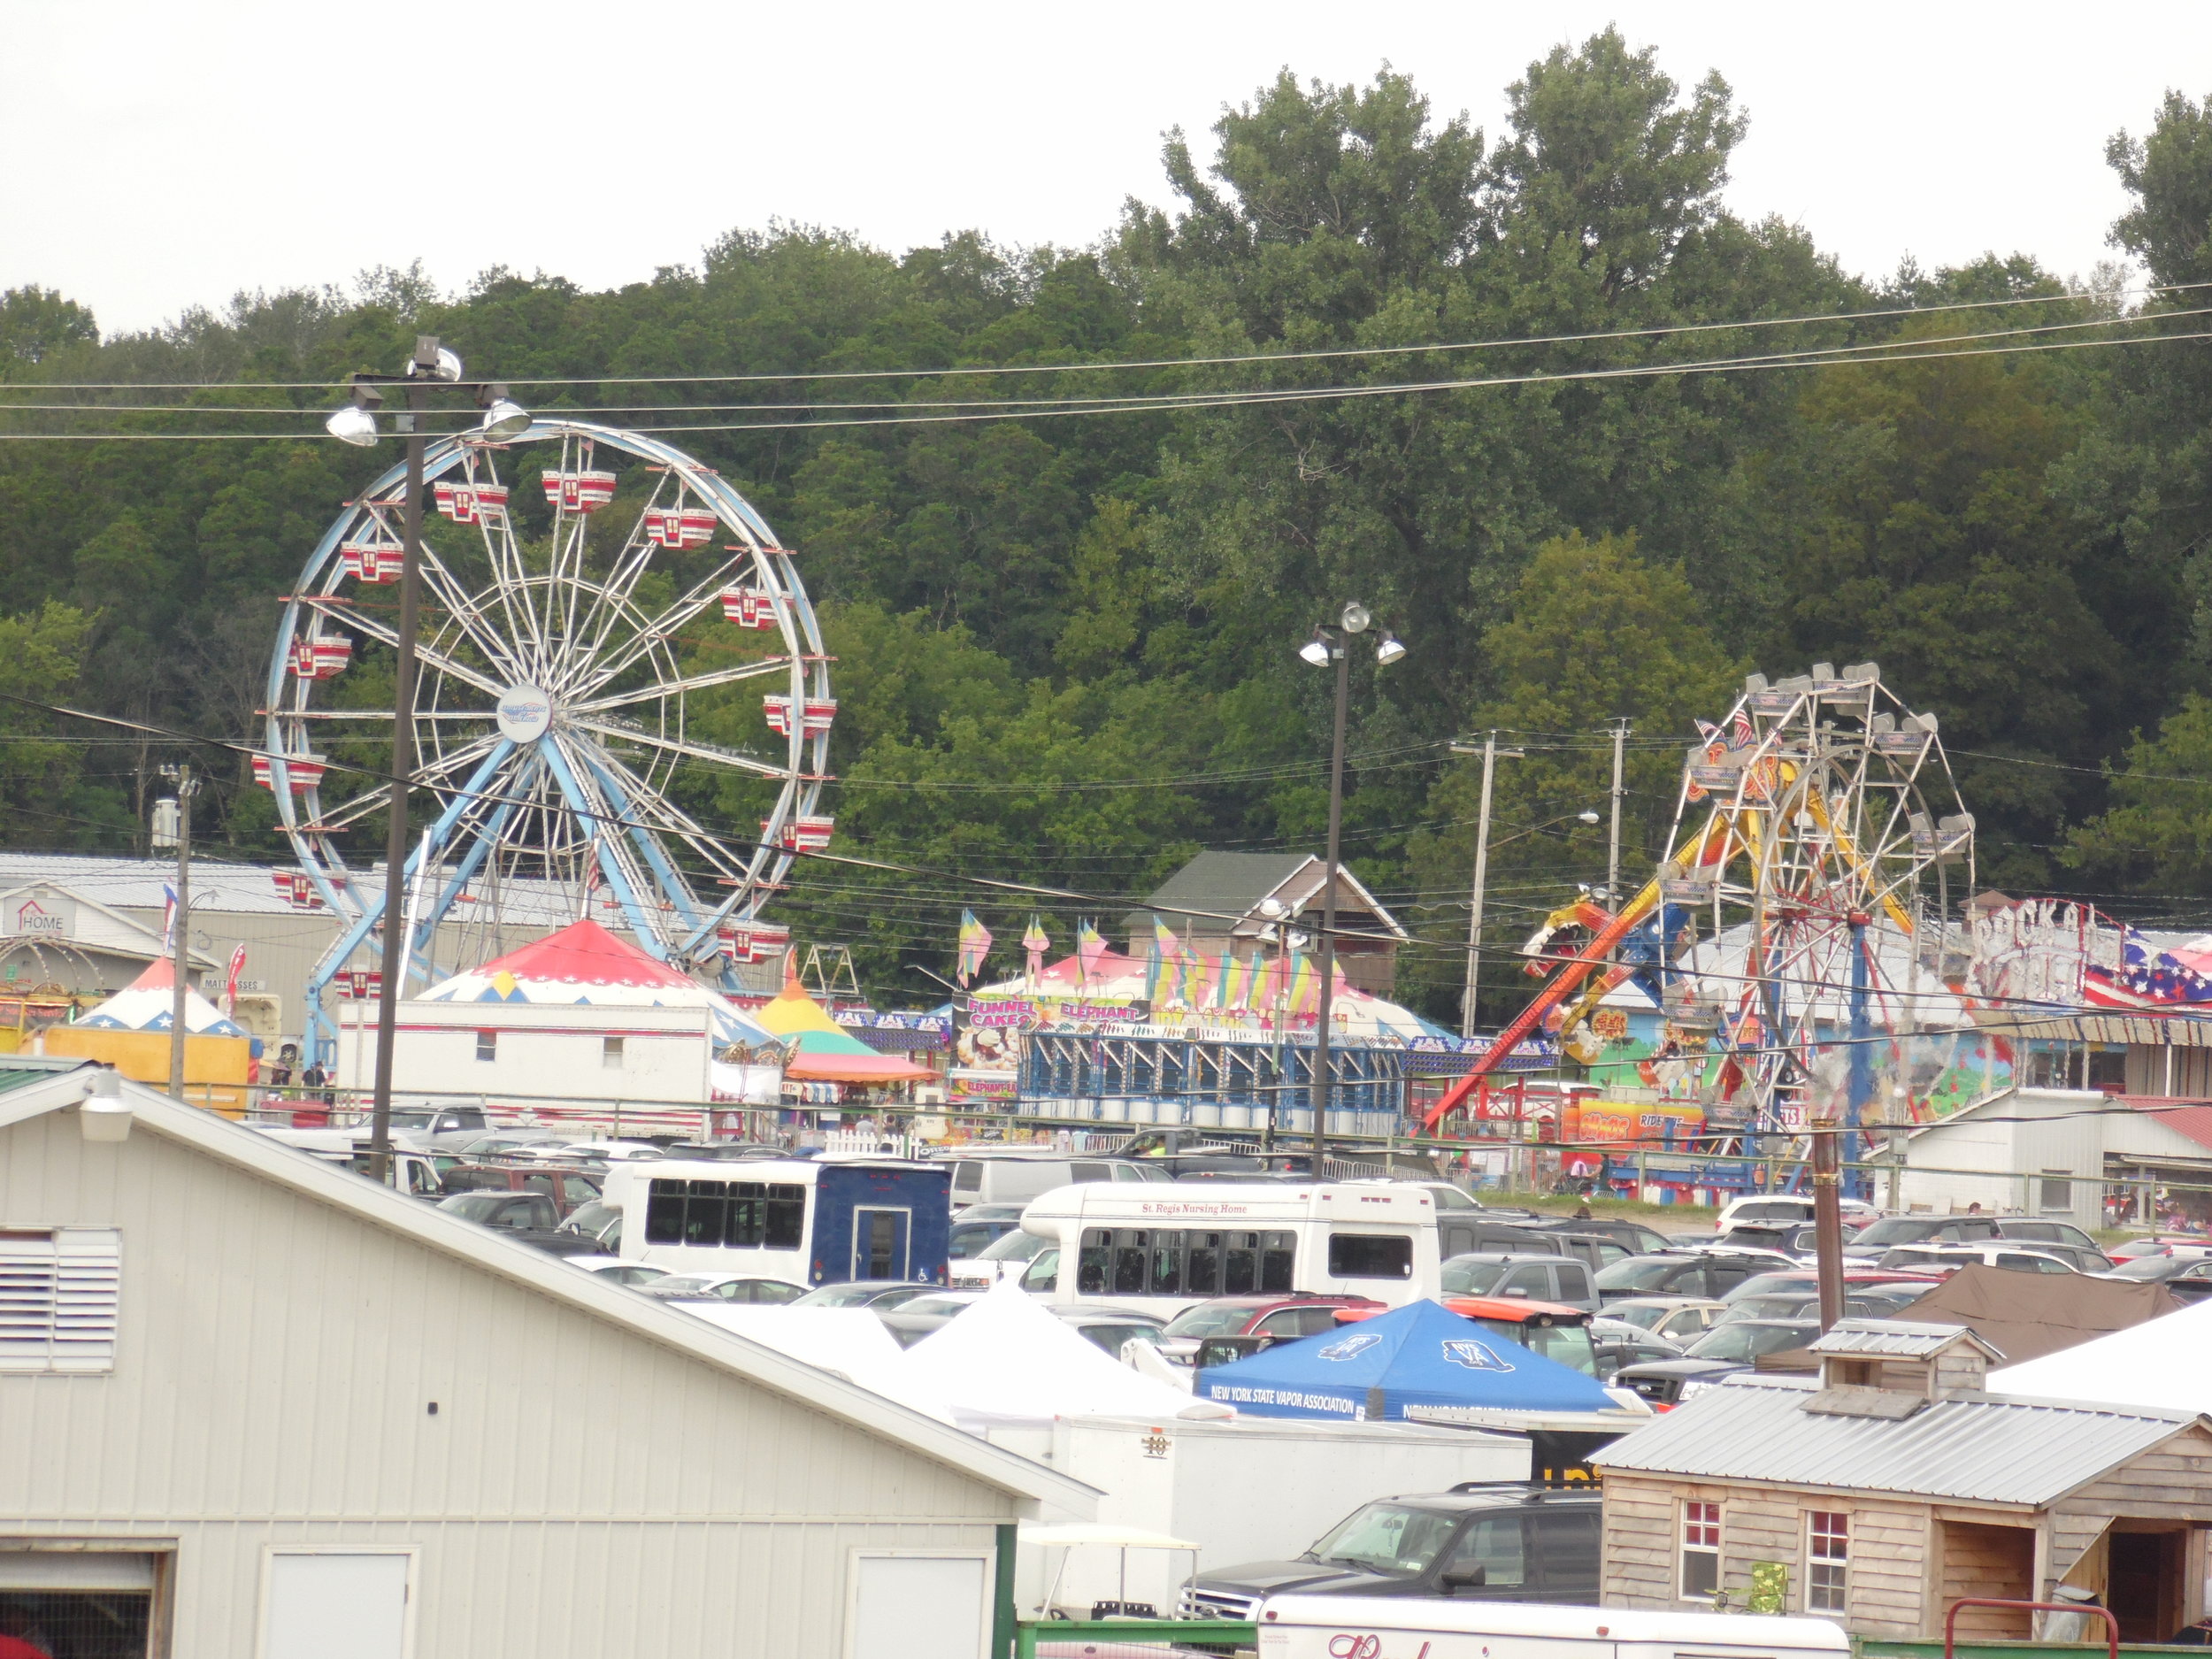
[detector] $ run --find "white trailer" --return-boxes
[999,1413,1529,1617]
[1255,1596,1849,1659]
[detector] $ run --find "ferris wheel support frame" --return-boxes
[270,419,832,1064]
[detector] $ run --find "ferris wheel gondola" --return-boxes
[264,419,832,1058]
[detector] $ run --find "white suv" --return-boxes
[1714,1194,1878,1233]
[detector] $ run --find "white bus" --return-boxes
[1012,1182,1445,1319]
[601,1156,952,1287]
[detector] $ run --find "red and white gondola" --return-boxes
[762,695,837,737]
[541,469,618,513]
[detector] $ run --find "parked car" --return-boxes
[1722,1283,1936,1322]
[1517,1216,1676,1256]
[375,1102,498,1152]
[1610,1318,1824,1407]
[1593,1332,1685,1381]
[875,1290,990,1346]
[1436,1219,1574,1261]
[434,1189,588,1253]
[456,1127,567,1159]
[876,1293,1165,1354]
[937,1149,1174,1208]
[2108,1253,2212,1299]
[2107,1236,2212,1262]
[947,1225,1051,1288]
[1842,1212,2001,1258]
[1874,1243,2086,1276]
[1720,1267,1935,1304]
[1593,1250,1783,1304]
[1342,1179,1486,1213]
[1993,1217,2105,1253]
[437,1162,602,1217]
[638,1271,808,1304]
[1714,1194,1878,1232]
[557,1198,622,1252]
[1153,1293,1386,1360]
[1440,1253,1600,1313]
[1600,1296,1729,1343]
[1179,1485,1601,1618]
[787,1279,938,1310]
[948,1203,1028,1261]
[1056,1305,1170,1358]
[1709,1221,1847,1258]
[547,1140,665,1164]
[571,1259,670,1288]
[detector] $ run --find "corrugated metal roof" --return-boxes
[1809,1318,1993,1358]
[1595,1374,2201,1505]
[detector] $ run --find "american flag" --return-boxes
[2084,931,2212,1009]
[1730,706,1755,748]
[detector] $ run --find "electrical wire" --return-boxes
[13,280,2197,395]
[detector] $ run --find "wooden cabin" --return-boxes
[1594,1319,2212,1640]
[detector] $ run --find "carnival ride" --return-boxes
[1424,664,1975,1148]
[263,419,832,1059]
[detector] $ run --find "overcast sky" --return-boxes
[6,2,2205,337]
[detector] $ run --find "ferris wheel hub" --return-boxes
[494,684,555,745]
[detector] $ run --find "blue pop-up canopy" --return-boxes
[1194,1299,1618,1422]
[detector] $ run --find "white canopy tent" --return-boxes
[1986,1293,2212,1411]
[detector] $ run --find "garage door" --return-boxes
[849,1553,988,1659]
[261,1551,412,1659]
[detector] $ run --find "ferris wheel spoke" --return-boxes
[570,655,795,714]
[415,548,525,683]
[580,556,755,695]
[566,716,793,782]
[336,606,509,701]
[580,739,765,888]
[566,532,664,664]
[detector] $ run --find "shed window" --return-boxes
[602,1035,624,1068]
[0,1227,119,1374]
[2039,1171,2073,1213]
[1680,1501,1721,1600]
[1806,1510,1848,1613]
[474,1029,496,1063]
[1327,1233,1413,1279]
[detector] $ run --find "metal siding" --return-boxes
[1595,1374,2194,1506]
[0,1110,1012,1657]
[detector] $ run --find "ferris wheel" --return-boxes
[1656,663,1974,1143]
[262,419,833,1053]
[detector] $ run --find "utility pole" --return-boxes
[1311,635,1352,1166]
[1607,718,1629,909]
[369,338,438,1184]
[153,765,197,1102]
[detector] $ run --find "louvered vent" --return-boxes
[0,1227,119,1374]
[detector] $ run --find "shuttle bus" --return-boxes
[603,1157,951,1288]
[1013,1181,1444,1319]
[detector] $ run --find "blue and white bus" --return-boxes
[602,1157,952,1287]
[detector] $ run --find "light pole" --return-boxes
[324,337,530,1179]
[1297,603,1405,1164]
[1254,895,1306,1153]
[150,764,198,1102]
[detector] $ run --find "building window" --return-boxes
[602,1035,624,1069]
[1680,1501,1721,1599]
[0,1227,120,1374]
[474,1030,496,1063]
[2039,1171,2073,1213]
[1806,1510,1848,1613]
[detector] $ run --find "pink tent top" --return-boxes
[462,918,698,990]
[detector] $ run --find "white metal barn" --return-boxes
[0,1059,1093,1659]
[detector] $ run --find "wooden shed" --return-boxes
[0,1059,1093,1658]
[1594,1318,2212,1640]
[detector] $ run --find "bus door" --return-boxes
[852,1208,911,1280]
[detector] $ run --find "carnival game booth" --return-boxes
[750,967,934,1109]
[40,956,253,1115]
[334,918,776,1135]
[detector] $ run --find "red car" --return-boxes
[1157,1293,1385,1360]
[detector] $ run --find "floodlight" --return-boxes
[325,403,380,446]
[478,398,532,442]
[1375,632,1406,664]
[1340,602,1372,634]
[1299,634,1333,667]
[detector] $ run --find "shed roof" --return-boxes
[1594,1373,2205,1506]
[1133,851,1407,941]
[0,1060,1094,1515]
[1809,1318,2002,1361]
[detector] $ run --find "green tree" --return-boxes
[2067,695,2212,889]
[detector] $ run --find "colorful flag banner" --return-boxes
[1022,916,1050,988]
[160,884,178,953]
[956,910,994,987]
[1286,951,1319,1017]
[1076,920,1108,986]
[223,943,247,1013]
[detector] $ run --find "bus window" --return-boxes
[1151,1230,1184,1295]
[686,1180,728,1248]
[1327,1233,1413,1279]
[764,1184,804,1248]
[1187,1232,1223,1296]
[1112,1230,1150,1295]
[1225,1232,1259,1295]
[645,1179,688,1245]
[1078,1228,1111,1294]
[1261,1231,1296,1294]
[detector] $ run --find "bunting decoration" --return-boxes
[1076,920,1109,986]
[956,910,994,987]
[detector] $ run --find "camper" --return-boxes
[1015,1182,1443,1319]
[603,1156,952,1288]
[1254,1596,1848,1659]
[940,1148,1174,1206]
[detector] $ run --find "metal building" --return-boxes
[0,1057,1091,1658]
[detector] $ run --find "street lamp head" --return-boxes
[1298,633,1333,667]
[413,345,465,382]
[324,402,380,447]
[1577,810,1601,825]
[1340,602,1372,634]
[477,396,532,442]
[1256,896,1286,920]
[1375,632,1406,664]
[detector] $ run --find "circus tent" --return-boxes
[751,966,934,1086]
[75,954,247,1036]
